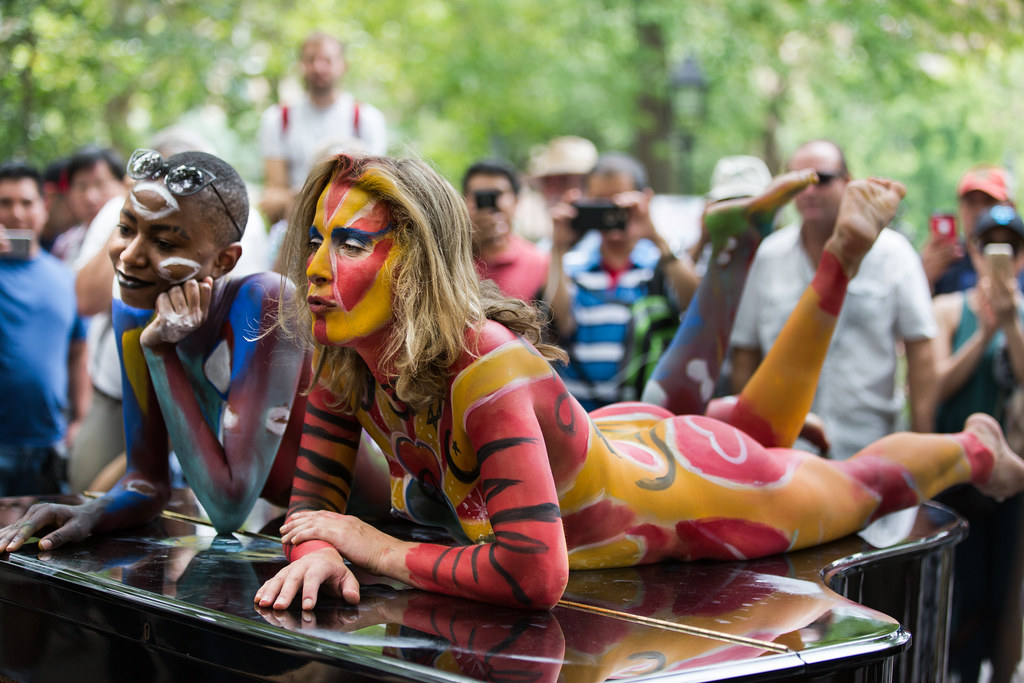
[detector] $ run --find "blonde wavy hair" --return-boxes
[278,153,566,411]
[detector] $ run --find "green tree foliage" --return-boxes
[2,0,1022,241]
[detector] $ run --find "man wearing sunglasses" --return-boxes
[729,139,937,460]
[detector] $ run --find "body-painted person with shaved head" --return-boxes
[253,153,1024,611]
[0,150,310,549]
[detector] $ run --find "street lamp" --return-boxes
[670,54,708,195]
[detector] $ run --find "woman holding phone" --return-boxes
[932,203,1024,683]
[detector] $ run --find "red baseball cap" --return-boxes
[957,164,1014,202]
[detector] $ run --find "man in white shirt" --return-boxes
[729,140,937,460]
[257,33,387,225]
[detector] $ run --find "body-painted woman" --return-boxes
[256,154,1024,611]
[0,151,309,548]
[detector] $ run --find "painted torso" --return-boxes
[113,273,307,531]
[304,320,872,571]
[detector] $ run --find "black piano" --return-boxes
[0,493,963,682]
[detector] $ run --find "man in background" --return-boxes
[729,139,937,459]
[462,158,548,302]
[258,32,387,226]
[51,147,127,264]
[546,152,699,409]
[0,162,88,494]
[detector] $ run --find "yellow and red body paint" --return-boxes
[307,174,399,346]
[728,250,848,449]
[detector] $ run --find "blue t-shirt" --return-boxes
[0,252,87,446]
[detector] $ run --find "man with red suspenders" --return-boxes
[258,33,388,226]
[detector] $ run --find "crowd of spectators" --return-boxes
[3,30,1024,682]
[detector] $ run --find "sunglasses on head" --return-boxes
[815,171,844,186]
[126,149,242,240]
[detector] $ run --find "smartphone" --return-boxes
[0,229,33,260]
[473,189,500,210]
[929,212,958,244]
[571,199,629,234]
[984,242,1015,279]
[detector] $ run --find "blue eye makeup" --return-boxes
[331,227,374,250]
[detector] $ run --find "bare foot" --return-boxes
[743,169,819,237]
[703,169,819,252]
[824,177,907,278]
[966,413,1024,502]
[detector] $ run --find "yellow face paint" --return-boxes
[306,175,399,347]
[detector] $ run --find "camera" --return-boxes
[473,189,501,210]
[571,199,629,234]
[0,229,33,260]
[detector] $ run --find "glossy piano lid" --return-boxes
[0,493,963,682]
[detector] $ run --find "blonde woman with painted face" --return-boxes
[0,150,310,550]
[255,153,1024,611]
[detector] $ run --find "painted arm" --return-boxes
[141,277,307,533]
[396,388,569,608]
[0,299,174,552]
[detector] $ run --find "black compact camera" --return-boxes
[474,189,501,210]
[571,199,629,234]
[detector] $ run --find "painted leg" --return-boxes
[642,170,817,414]
[832,412,1024,521]
[725,177,906,447]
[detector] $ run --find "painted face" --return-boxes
[109,181,229,309]
[306,173,400,347]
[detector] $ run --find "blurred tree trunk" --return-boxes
[633,17,674,193]
[762,93,783,174]
[105,93,133,154]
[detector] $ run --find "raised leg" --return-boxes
[641,170,817,414]
[724,177,906,447]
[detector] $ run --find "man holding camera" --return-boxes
[0,161,89,495]
[546,152,699,410]
[462,159,549,302]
